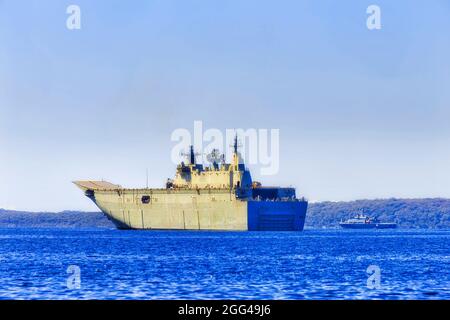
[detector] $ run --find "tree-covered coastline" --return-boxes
[0,210,114,228]
[1,198,450,229]
[306,198,450,229]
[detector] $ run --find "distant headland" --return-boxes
[307,198,450,229]
[1,198,449,229]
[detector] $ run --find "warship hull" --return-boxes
[75,183,307,231]
[339,223,397,229]
[74,138,308,231]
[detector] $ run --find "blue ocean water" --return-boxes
[0,228,448,300]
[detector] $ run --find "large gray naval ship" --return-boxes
[74,136,308,231]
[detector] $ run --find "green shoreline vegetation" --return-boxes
[307,198,450,229]
[1,198,449,229]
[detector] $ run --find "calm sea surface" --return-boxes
[0,228,448,300]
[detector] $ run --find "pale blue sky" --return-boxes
[1,0,450,211]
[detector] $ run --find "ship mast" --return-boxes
[181,145,198,166]
[189,145,196,165]
[232,134,240,169]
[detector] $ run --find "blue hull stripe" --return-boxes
[247,201,308,231]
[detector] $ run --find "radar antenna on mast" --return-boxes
[231,133,242,154]
[180,145,200,165]
[229,133,243,168]
[206,149,224,169]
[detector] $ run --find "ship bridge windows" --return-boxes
[141,195,151,204]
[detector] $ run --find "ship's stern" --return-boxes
[247,200,308,231]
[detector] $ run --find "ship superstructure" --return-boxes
[74,136,308,231]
